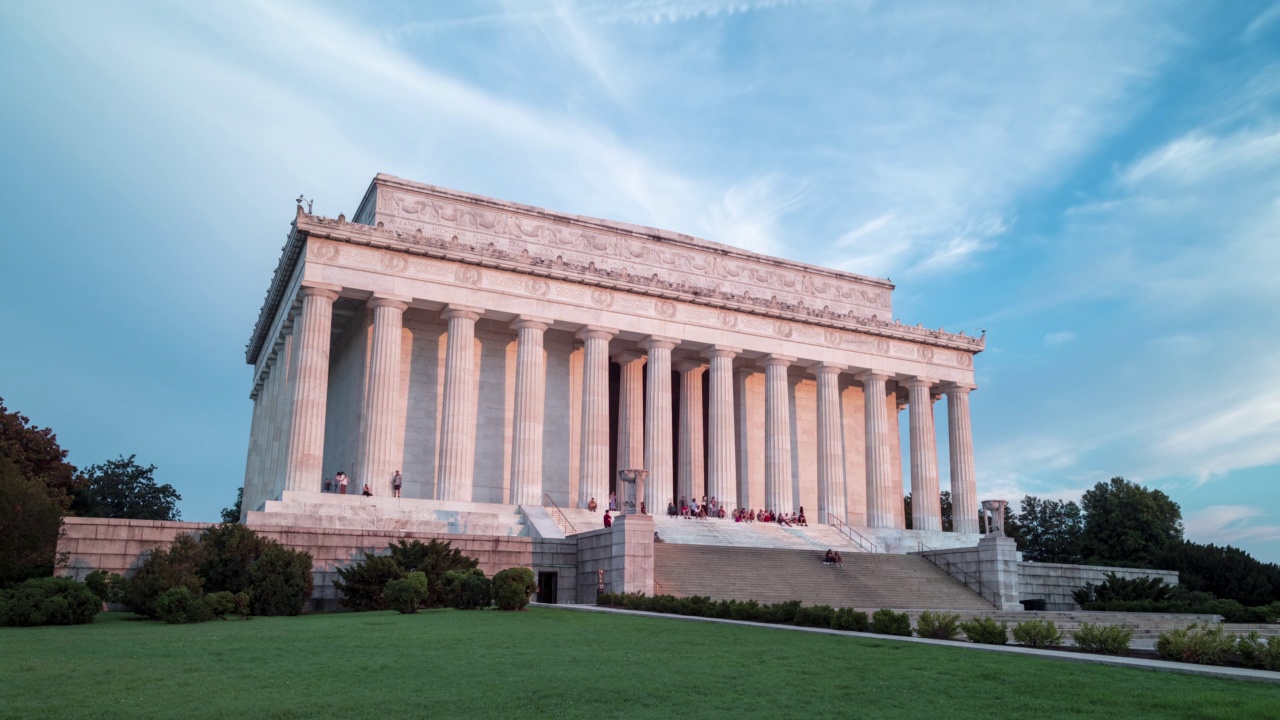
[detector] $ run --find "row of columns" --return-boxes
[250,286,978,533]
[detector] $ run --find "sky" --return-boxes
[1,1,1278,563]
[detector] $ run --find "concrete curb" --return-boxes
[533,603,1280,684]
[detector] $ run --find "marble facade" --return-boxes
[240,174,985,536]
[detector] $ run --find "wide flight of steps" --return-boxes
[654,543,994,611]
[247,491,530,536]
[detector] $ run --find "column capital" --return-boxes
[300,283,341,301]
[758,354,795,369]
[944,381,977,395]
[576,325,617,342]
[675,359,706,374]
[613,349,647,365]
[857,369,893,383]
[640,335,678,351]
[811,362,845,377]
[369,294,411,311]
[902,376,938,390]
[701,345,741,360]
[511,316,552,332]
[442,305,483,322]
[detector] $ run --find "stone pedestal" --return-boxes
[575,513,655,601]
[977,535,1022,611]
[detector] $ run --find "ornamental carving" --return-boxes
[590,289,614,308]
[717,311,737,329]
[958,354,973,368]
[917,346,935,362]
[455,266,481,286]
[380,253,408,273]
[824,329,842,347]
[312,242,338,261]
[525,278,550,297]
[775,321,793,339]
[875,339,890,354]
[655,301,676,319]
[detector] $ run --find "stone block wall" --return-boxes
[574,515,654,603]
[1019,562,1180,611]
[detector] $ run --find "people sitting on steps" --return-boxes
[822,549,843,567]
[667,500,677,517]
[587,497,598,512]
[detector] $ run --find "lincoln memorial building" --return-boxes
[239,174,987,552]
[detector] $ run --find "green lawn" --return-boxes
[1,609,1277,719]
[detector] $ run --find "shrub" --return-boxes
[1072,572,1173,607]
[197,522,272,595]
[492,567,537,611]
[389,539,478,608]
[1156,624,1238,665]
[247,545,312,616]
[443,568,492,610]
[959,616,1008,645]
[1237,632,1280,671]
[870,609,912,636]
[155,587,214,624]
[204,591,236,620]
[1071,622,1133,655]
[1013,619,1064,648]
[384,572,430,614]
[233,591,251,619]
[730,599,766,623]
[831,608,869,632]
[915,611,962,640]
[763,600,803,625]
[0,577,100,627]
[119,534,203,618]
[794,604,835,628]
[334,555,406,611]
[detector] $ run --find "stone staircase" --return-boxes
[247,491,530,536]
[653,516,865,552]
[654,543,995,611]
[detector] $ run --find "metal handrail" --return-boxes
[828,516,879,553]
[542,493,577,535]
[916,541,1001,607]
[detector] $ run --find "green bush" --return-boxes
[442,568,492,610]
[763,600,803,625]
[119,534,203,618]
[384,572,430,614]
[831,608,869,632]
[334,555,406,611]
[793,604,835,628]
[247,544,313,616]
[915,611,962,640]
[959,616,1008,645]
[204,591,236,619]
[233,591,251,620]
[1012,619,1064,648]
[155,586,214,624]
[1155,624,1238,665]
[0,577,101,627]
[198,522,271,595]
[870,609,912,636]
[1071,622,1133,655]
[1073,572,1173,607]
[1237,632,1280,671]
[492,567,537,611]
[730,599,766,622]
[389,539,479,608]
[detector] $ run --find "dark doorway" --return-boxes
[536,572,558,604]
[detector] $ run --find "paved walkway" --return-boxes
[534,603,1280,684]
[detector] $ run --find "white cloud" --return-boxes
[1185,505,1280,546]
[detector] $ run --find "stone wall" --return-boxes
[1019,562,1181,611]
[56,517,578,611]
[574,515,654,603]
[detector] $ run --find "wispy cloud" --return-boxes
[1185,505,1280,546]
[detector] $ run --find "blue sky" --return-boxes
[2,1,1278,562]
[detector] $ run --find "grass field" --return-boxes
[1,608,1277,719]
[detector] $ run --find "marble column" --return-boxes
[510,316,551,506]
[437,305,482,502]
[814,363,847,525]
[355,295,409,497]
[676,360,706,508]
[614,351,646,474]
[734,367,754,511]
[861,370,896,528]
[240,386,264,521]
[285,284,339,493]
[905,377,942,532]
[642,336,677,514]
[761,355,795,515]
[269,330,294,500]
[577,326,615,509]
[703,347,738,512]
[947,383,980,534]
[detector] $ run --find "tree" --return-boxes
[220,488,243,524]
[1016,496,1084,564]
[1154,540,1280,606]
[1079,477,1182,568]
[73,455,181,521]
[903,491,954,532]
[0,397,79,508]
[0,456,66,585]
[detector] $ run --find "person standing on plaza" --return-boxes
[392,470,403,498]
[337,471,349,495]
